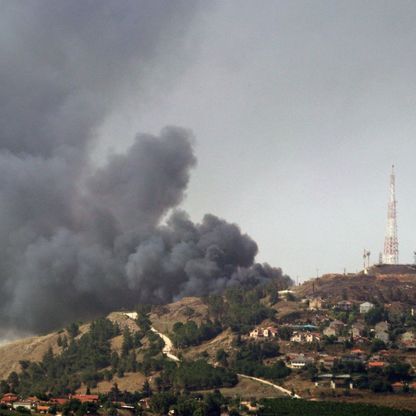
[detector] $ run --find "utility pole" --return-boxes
[383,165,399,264]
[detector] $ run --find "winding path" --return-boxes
[150,326,180,362]
[150,325,299,398]
[237,374,300,398]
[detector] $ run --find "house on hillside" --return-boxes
[336,301,353,311]
[359,302,375,314]
[350,322,365,339]
[374,321,389,343]
[290,331,303,343]
[37,405,51,414]
[401,331,416,342]
[50,398,69,406]
[290,331,320,344]
[350,348,366,359]
[323,326,337,337]
[289,354,314,369]
[1,393,18,405]
[400,331,416,350]
[319,355,337,369]
[139,398,151,410]
[70,395,99,403]
[263,327,278,338]
[323,319,344,337]
[12,402,32,411]
[305,332,321,343]
[375,321,389,332]
[375,330,389,343]
[278,290,295,300]
[309,297,327,310]
[240,402,259,412]
[249,326,278,339]
[391,382,405,393]
[354,336,370,346]
[367,361,386,369]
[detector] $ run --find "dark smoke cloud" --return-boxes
[0,1,291,334]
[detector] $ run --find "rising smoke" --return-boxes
[0,1,291,335]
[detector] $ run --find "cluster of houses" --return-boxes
[285,348,370,371]
[248,326,278,339]
[0,393,100,414]
[309,298,376,314]
[248,295,416,352]
[290,331,320,344]
[0,393,142,414]
[286,346,416,392]
[248,318,391,347]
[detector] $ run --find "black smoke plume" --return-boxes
[0,1,291,335]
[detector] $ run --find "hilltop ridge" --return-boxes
[295,265,416,305]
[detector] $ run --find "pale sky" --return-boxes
[95,1,416,281]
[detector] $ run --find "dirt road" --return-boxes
[150,325,299,398]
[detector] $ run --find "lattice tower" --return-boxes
[383,165,399,264]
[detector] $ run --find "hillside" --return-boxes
[4,273,416,413]
[295,265,416,304]
[0,284,289,398]
[0,312,141,381]
[0,298,210,383]
[149,296,209,333]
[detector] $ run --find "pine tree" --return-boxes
[121,327,133,357]
[142,379,152,397]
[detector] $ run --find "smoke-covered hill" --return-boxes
[0,2,291,336]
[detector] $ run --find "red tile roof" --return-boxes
[71,394,99,403]
[368,361,385,367]
[1,394,18,403]
[50,398,69,405]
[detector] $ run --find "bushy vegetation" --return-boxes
[351,360,413,393]
[1,303,239,396]
[204,285,276,334]
[0,317,155,396]
[174,360,238,390]
[232,342,291,381]
[10,318,121,395]
[259,398,416,416]
[365,306,388,326]
[152,359,237,392]
[171,320,222,348]
[150,390,228,416]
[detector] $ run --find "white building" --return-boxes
[290,354,313,369]
[12,402,32,411]
[290,331,320,343]
[359,302,375,314]
[249,326,278,339]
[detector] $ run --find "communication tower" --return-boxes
[382,165,399,264]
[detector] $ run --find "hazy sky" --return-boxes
[91,1,416,281]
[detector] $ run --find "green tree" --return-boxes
[7,371,19,392]
[67,322,80,338]
[278,326,293,341]
[371,339,386,353]
[121,327,133,357]
[365,306,387,326]
[142,379,152,397]
[0,380,10,394]
[216,349,229,367]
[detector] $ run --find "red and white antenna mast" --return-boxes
[383,165,399,264]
